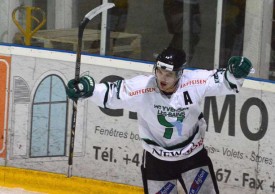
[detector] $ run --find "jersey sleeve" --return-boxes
[203,68,244,97]
[88,75,149,112]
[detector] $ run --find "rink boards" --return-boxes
[0,44,275,194]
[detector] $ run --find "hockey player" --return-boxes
[66,47,252,194]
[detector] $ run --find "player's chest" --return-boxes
[152,89,201,107]
[144,89,200,118]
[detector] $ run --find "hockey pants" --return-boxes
[141,148,219,194]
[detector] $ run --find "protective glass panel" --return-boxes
[270,2,275,80]
[5,0,217,69]
[219,0,246,68]
[0,0,274,79]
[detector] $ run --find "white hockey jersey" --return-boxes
[89,69,242,161]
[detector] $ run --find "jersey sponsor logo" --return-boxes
[185,138,204,155]
[154,105,188,138]
[157,113,184,138]
[152,138,204,157]
[180,79,207,88]
[129,87,156,96]
[189,168,208,194]
[156,182,175,194]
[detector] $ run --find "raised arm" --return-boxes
[204,56,252,96]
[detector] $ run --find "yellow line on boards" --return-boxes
[0,166,143,194]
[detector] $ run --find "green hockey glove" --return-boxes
[227,56,252,78]
[66,75,95,100]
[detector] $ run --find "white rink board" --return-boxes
[1,45,275,193]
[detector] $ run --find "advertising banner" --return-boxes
[73,64,275,194]
[4,51,275,194]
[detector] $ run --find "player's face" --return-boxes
[155,68,178,93]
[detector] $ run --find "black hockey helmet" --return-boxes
[155,47,187,72]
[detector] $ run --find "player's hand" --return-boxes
[66,75,95,100]
[227,56,252,78]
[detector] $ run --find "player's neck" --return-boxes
[160,82,178,96]
[161,90,174,96]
